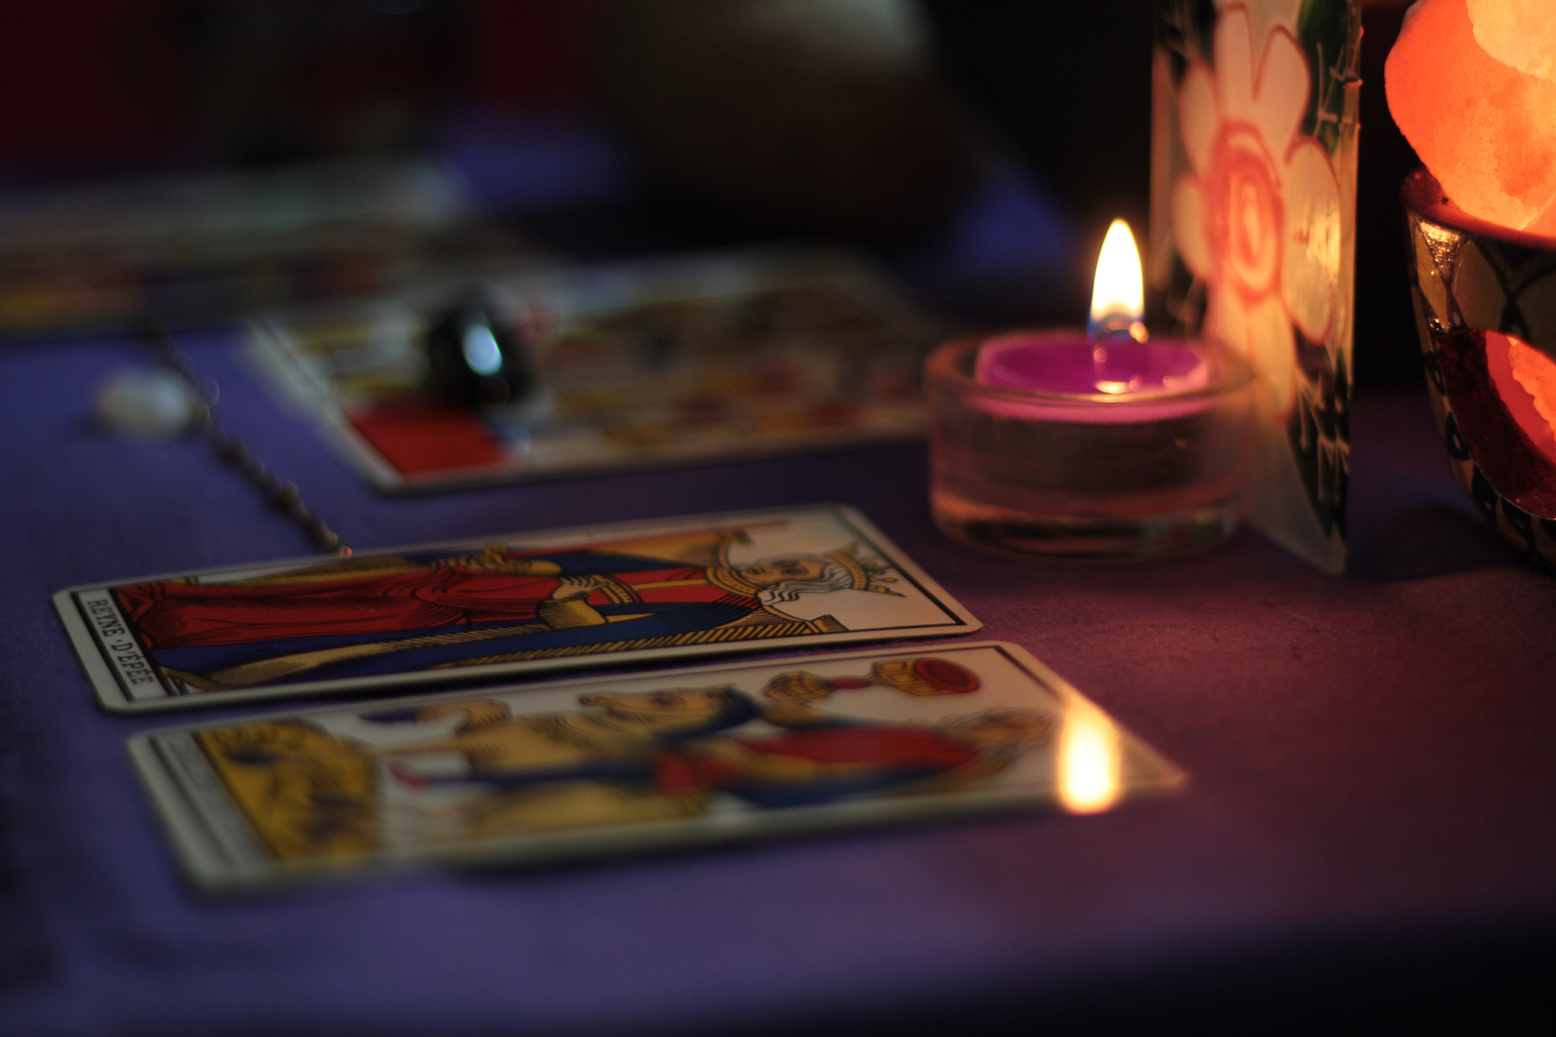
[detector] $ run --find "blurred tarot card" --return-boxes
[247,249,942,491]
[0,158,543,335]
[56,505,978,713]
[128,641,1185,889]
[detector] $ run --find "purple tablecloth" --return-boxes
[2,318,1554,1035]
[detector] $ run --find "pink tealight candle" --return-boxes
[925,221,1256,558]
[973,332,1213,423]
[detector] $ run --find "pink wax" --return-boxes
[973,331,1214,423]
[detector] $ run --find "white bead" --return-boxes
[95,368,205,438]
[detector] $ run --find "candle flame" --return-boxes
[1088,219,1147,342]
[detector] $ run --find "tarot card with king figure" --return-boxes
[128,642,1185,889]
[56,505,978,712]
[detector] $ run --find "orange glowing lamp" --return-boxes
[1392,0,1556,470]
[1386,0,1556,236]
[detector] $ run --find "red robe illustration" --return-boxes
[110,531,838,688]
[117,560,749,649]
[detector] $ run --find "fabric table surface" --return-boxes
[1,328,1554,1036]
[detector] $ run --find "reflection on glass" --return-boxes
[1485,330,1556,466]
[1056,705,1122,814]
[462,323,505,377]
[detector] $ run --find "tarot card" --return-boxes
[56,505,978,713]
[0,158,543,336]
[127,642,1185,890]
[246,249,941,491]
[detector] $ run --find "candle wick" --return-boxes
[1087,312,1148,344]
[1090,318,1148,395]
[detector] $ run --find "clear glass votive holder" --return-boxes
[926,334,1257,559]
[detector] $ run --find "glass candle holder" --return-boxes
[1403,168,1556,569]
[926,333,1256,559]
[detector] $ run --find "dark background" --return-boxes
[0,0,1424,384]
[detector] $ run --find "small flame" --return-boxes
[1088,219,1147,343]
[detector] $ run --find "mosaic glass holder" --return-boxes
[1403,168,1556,569]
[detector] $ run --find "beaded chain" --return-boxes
[144,320,352,557]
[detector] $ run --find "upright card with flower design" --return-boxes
[55,505,979,713]
[1151,0,1361,571]
[125,642,1184,890]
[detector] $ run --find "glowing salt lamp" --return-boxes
[1465,0,1556,82]
[1401,161,1556,564]
[1393,0,1556,567]
[1386,0,1556,235]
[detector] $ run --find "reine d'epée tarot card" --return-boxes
[56,505,978,713]
[127,642,1185,890]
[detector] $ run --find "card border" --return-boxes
[57,505,980,713]
[126,641,1186,892]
